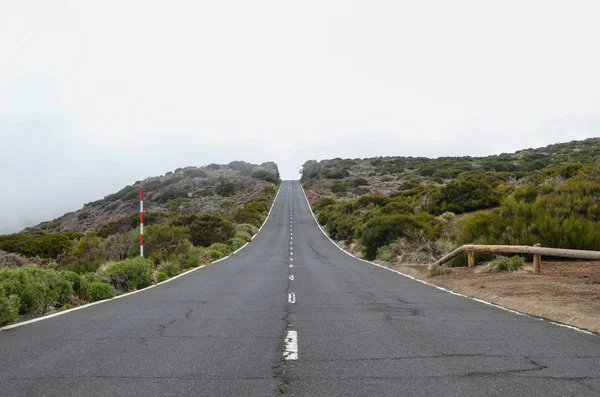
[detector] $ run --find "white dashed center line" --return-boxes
[288,293,296,303]
[289,275,294,281]
[284,331,298,360]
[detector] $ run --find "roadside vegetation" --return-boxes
[302,138,600,270]
[0,162,279,325]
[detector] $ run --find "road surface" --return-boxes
[1,180,599,396]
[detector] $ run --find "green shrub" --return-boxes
[357,195,391,208]
[101,257,154,290]
[196,188,213,197]
[215,182,235,196]
[236,223,259,236]
[0,294,20,325]
[513,185,539,203]
[376,245,394,261]
[85,282,116,301]
[232,206,263,227]
[360,215,429,259]
[62,232,106,273]
[480,255,525,273]
[184,168,208,178]
[429,265,452,277]
[157,190,188,204]
[155,272,169,283]
[350,178,369,187]
[158,260,180,277]
[330,181,347,194]
[381,201,413,214]
[208,243,231,256]
[324,169,348,179]
[459,182,600,250]
[313,197,336,212]
[0,233,74,259]
[227,237,247,251]
[180,255,201,269]
[251,169,279,183]
[129,224,191,263]
[59,271,87,299]
[189,215,236,246]
[0,268,74,314]
[165,197,188,210]
[428,179,502,215]
[235,231,252,242]
[207,249,224,261]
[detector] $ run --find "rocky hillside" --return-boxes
[301,137,600,199]
[29,161,280,234]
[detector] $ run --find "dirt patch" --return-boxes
[304,189,322,207]
[392,261,600,333]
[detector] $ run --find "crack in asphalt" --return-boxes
[156,309,194,337]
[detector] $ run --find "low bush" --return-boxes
[0,294,20,325]
[215,182,235,197]
[428,179,502,215]
[360,215,429,259]
[376,245,394,261]
[324,169,348,179]
[227,237,247,251]
[251,169,279,183]
[429,265,452,277]
[232,206,263,227]
[181,255,201,269]
[0,250,28,268]
[208,243,231,256]
[480,255,525,273]
[129,224,191,263]
[101,257,154,290]
[157,260,180,277]
[350,178,369,187]
[184,168,207,178]
[313,197,336,212]
[236,223,259,236]
[155,272,169,283]
[206,249,224,261]
[85,282,116,301]
[0,233,74,259]
[0,268,74,315]
[189,215,236,246]
[235,231,252,242]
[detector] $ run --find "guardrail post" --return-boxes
[533,243,542,274]
[468,250,475,267]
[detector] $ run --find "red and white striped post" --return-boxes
[140,189,144,257]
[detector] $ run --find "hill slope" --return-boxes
[28,161,280,234]
[301,137,600,264]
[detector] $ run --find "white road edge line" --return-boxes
[300,184,595,336]
[1,184,284,332]
[283,330,298,360]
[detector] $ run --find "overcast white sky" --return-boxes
[1,0,600,234]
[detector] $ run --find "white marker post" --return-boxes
[140,189,144,257]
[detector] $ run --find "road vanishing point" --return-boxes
[1,181,599,396]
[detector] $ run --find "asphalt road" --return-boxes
[1,180,599,396]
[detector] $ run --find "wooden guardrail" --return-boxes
[431,244,600,274]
